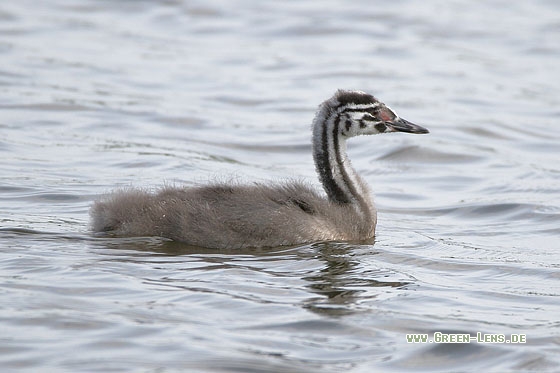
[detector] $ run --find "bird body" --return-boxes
[91,90,428,249]
[92,181,373,248]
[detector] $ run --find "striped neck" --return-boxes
[312,104,373,221]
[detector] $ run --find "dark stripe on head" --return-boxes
[375,123,387,132]
[341,106,378,114]
[335,90,377,106]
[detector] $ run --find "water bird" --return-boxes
[91,90,428,249]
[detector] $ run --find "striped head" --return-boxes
[320,90,429,137]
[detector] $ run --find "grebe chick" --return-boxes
[91,90,428,249]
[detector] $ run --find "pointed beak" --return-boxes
[386,118,429,134]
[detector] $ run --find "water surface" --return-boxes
[1,0,559,371]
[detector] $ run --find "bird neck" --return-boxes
[312,107,374,220]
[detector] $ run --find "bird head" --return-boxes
[332,90,429,137]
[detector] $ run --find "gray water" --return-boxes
[1,0,559,371]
